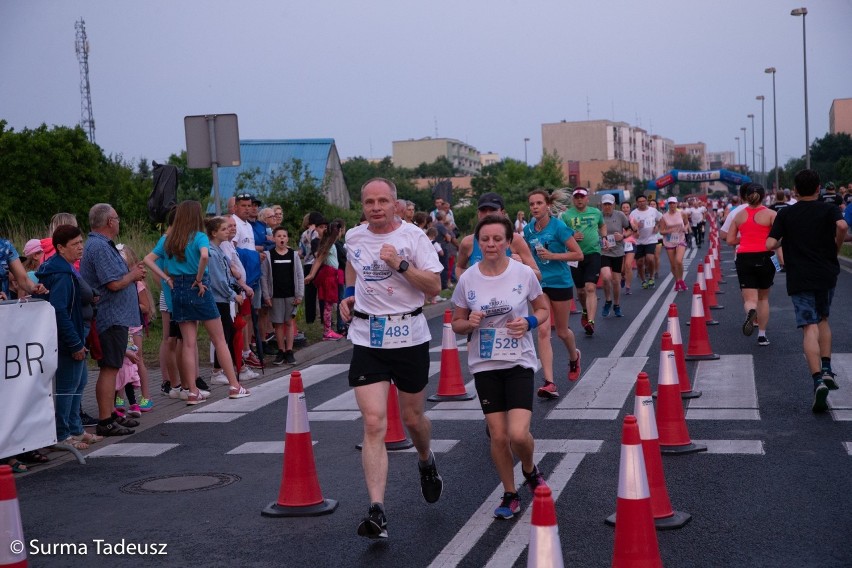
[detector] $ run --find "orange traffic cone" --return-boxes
[711,247,727,285]
[696,268,719,326]
[703,261,724,309]
[656,333,707,455]
[357,383,414,451]
[428,310,475,402]
[570,297,581,314]
[262,371,338,517]
[528,485,565,568]
[607,373,692,530]
[0,465,27,567]
[610,415,663,568]
[685,282,719,361]
[667,304,701,399]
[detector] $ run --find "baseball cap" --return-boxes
[600,194,616,205]
[235,192,257,203]
[572,187,589,197]
[666,197,678,204]
[477,192,505,211]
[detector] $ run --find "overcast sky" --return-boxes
[2,1,851,176]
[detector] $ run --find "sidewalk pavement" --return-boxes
[25,299,454,473]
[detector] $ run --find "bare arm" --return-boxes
[836,220,849,253]
[455,235,473,281]
[510,238,542,281]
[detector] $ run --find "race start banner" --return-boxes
[0,300,58,459]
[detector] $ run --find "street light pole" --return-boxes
[735,136,740,168]
[524,137,530,165]
[748,114,756,179]
[756,96,766,185]
[791,7,810,169]
[740,127,747,174]
[765,67,780,191]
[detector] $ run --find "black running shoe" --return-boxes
[813,382,829,413]
[196,377,209,391]
[284,350,296,364]
[522,465,547,493]
[273,352,287,366]
[160,380,171,397]
[742,309,757,337]
[419,453,443,503]
[357,504,388,539]
[80,411,99,427]
[821,371,839,391]
[96,420,135,437]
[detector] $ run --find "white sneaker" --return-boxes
[239,367,259,381]
[168,387,182,399]
[210,370,229,385]
[179,387,210,400]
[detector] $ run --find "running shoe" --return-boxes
[812,381,829,413]
[160,380,171,397]
[126,404,142,418]
[620,275,625,289]
[613,305,623,317]
[138,398,154,412]
[323,330,344,341]
[229,386,251,399]
[584,320,595,336]
[239,367,259,381]
[168,386,182,399]
[602,301,612,318]
[580,311,589,328]
[641,280,649,290]
[357,504,388,539]
[114,396,126,410]
[522,465,547,493]
[196,377,210,391]
[821,371,839,391]
[419,453,443,503]
[568,349,582,381]
[625,286,632,295]
[493,492,521,520]
[742,309,757,337]
[211,369,230,385]
[185,390,208,406]
[244,352,263,369]
[537,381,559,399]
[648,278,656,289]
[179,387,210,400]
[757,336,770,347]
[283,350,296,364]
[273,351,287,366]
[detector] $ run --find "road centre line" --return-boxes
[547,357,648,421]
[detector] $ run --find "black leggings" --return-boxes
[213,302,235,369]
[304,264,318,323]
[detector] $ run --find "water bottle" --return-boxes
[530,238,549,265]
[770,253,781,272]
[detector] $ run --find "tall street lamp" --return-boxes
[765,67,779,191]
[524,137,530,165]
[756,96,766,185]
[748,114,756,178]
[791,7,810,168]
[740,127,747,173]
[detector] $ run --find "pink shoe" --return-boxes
[323,330,344,341]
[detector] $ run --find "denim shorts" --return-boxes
[791,288,834,328]
[171,274,220,323]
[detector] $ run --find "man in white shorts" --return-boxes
[340,178,444,540]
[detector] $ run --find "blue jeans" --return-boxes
[55,353,87,441]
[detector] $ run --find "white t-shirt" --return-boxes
[451,260,542,375]
[231,214,255,251]
[686,206,706,226]
[345,221,442,348]
[721,204,747,234]
[629,208,663,245]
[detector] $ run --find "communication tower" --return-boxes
[74,18,96,144]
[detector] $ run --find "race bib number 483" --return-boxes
[479,328,521,361]
[369,315,412,348]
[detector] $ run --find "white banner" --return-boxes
[0,300,58,459]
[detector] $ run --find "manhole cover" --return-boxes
[120,473,241,495]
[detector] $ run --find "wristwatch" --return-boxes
[397,260,410,273]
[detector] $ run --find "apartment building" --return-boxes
[829,98,852,135]
[392,137,482,176]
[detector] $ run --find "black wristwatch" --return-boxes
[397,260,410,273]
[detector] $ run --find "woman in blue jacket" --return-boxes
[36,225,101,449]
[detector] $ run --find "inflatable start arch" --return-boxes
[648,169,751,191]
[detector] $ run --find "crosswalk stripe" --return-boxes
[686,355,760,420]
[166,412,246,424]
[226,441,316,454]
[87,443,179,458]
[828,354,852,420]
[844,442,852,455]
[547,357,648,420]
[692,440,765,454]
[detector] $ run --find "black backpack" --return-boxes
[147,162,178,223]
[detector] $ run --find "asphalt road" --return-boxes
[10,242,852,568]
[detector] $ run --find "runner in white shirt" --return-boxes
[340,178,444,540]
[686,199,708,247]
[451,215,550,519]
[628,195,662,289]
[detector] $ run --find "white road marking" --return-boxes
[633,252,696,358]
[428,440,602,568]
[87,443,179,458]
[547,357,648,420]
[691,440,765,454]
[844,442,852,455]
[828,354,852,420]
[166,412,246,423]
[226,441,317,454]
[686,355,760,420]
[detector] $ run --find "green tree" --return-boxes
[835,156,852,186]
[601,166,629,189]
